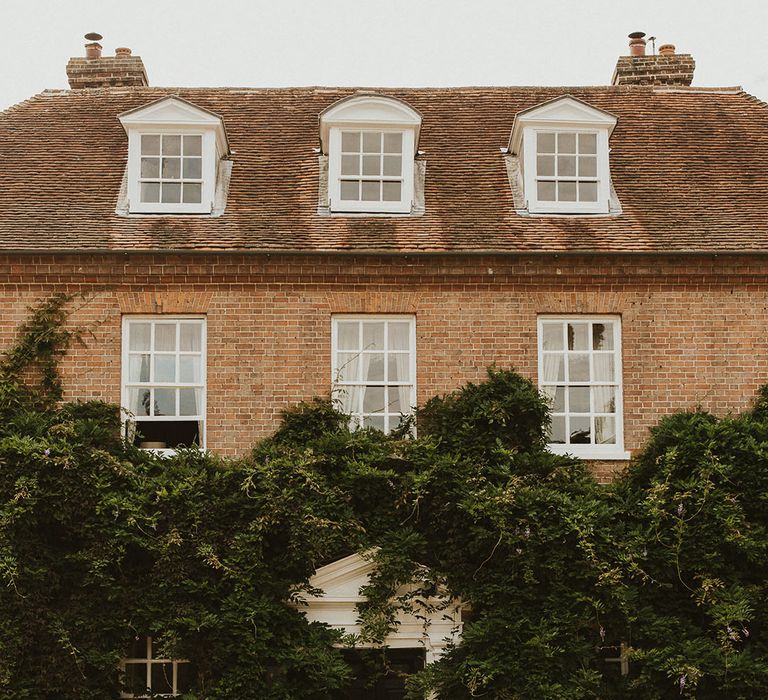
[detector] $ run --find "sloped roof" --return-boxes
[1,85,767,253]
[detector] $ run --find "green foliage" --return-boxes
[3,297,768,699]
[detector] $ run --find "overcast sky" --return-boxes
[1,0,767,111]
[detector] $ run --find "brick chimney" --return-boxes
[612,32,695,86]
[66,33,149,89]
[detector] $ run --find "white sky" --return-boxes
[1,0,767,111]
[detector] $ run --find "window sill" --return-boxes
[548,444,631,461]
[141,447,206,457]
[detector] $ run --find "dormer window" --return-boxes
[139,134,203,206]
[320,95,421,214]
[119,96,230,215]
[508,96,617,215]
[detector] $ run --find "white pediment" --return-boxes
[508,95,617,153]
[297,551,462,664]
[320,94,422,154]
[307,551,377,600]
[119,96,229,154]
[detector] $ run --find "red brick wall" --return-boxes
[1,252,766,483]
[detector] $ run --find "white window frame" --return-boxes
[523,127,610,214]
[331,315,417,434]
[328,127,415,214]
[119,635,191,698]
[126,127,217,214]
[121,316,207,452]
[537,315,629,460]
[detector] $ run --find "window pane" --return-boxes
[592,323,613,350]
[141,135,160,155]
[567,323,589,350]
[548,415,566,443]
[362,155,380,176]
[336,321,359,350]
[365,354,385,381]
[154,388,176,416]
[388,353,410,382]
[155,324,177,351]
[579,182,598,202]
[141,157,160,178]
[557,155,576,177]
[162,135,181,156]
[541,323,564,351]
[595,416,616,444]
[129,323,151,351]
[161,182,181,203]
[162,157,181,179]
[128,388,151,416]
[579,133,597,154]
[569,386,590,413]
[389,322,410,350]
[593,386,616,413]
[386,386,402,413]
[151,663,174,694]
[179,323,201,351]
[183,183,202,204]
[537,181,556,201]
[362,414,386,431]
[558,133,576,153]
[183,158,202,179]
[568,354,590,381]
[184,135,202,156]
[593,354,615,382]
[383,132,403,153]
[361,181,380,201]
[570,416,591,444]
[362,132,381,153]
[558,181,577,201]
[537,155,554,177]
[363,322,385,350]
[341,155,359,176]
[541,353,564,382]
[341,131,360,152]
[155,355,176,382]
[123,663,148,694]
[363,386,385,413]
[382,155,402,177]
[340,180,359,200]
[579,156,597,178]
[127,636,149,659]
[382,181,401,202]
[542,385,565,413]
[179,388,200,416]
[537,132,556,153]
[128,355,149,382]
[335,353,360,382]
[179,355,201,383]
[140,182,160,203]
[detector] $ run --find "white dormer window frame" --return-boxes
[320,95,422,215]
[508,96,617,216]
[119,96,229,215]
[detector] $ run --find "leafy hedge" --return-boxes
[1,296,768,699]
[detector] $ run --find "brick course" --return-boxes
[2,251,766,483]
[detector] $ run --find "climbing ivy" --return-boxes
[1,297,768,699]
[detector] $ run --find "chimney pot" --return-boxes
[85,42,103,60]
[658,43,675,56]
[115,47,132,57]
[628,31,647,57]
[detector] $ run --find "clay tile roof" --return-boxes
[1,85,767,253]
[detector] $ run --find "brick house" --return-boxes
[2,34,767,479]
[2,32,768,694]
